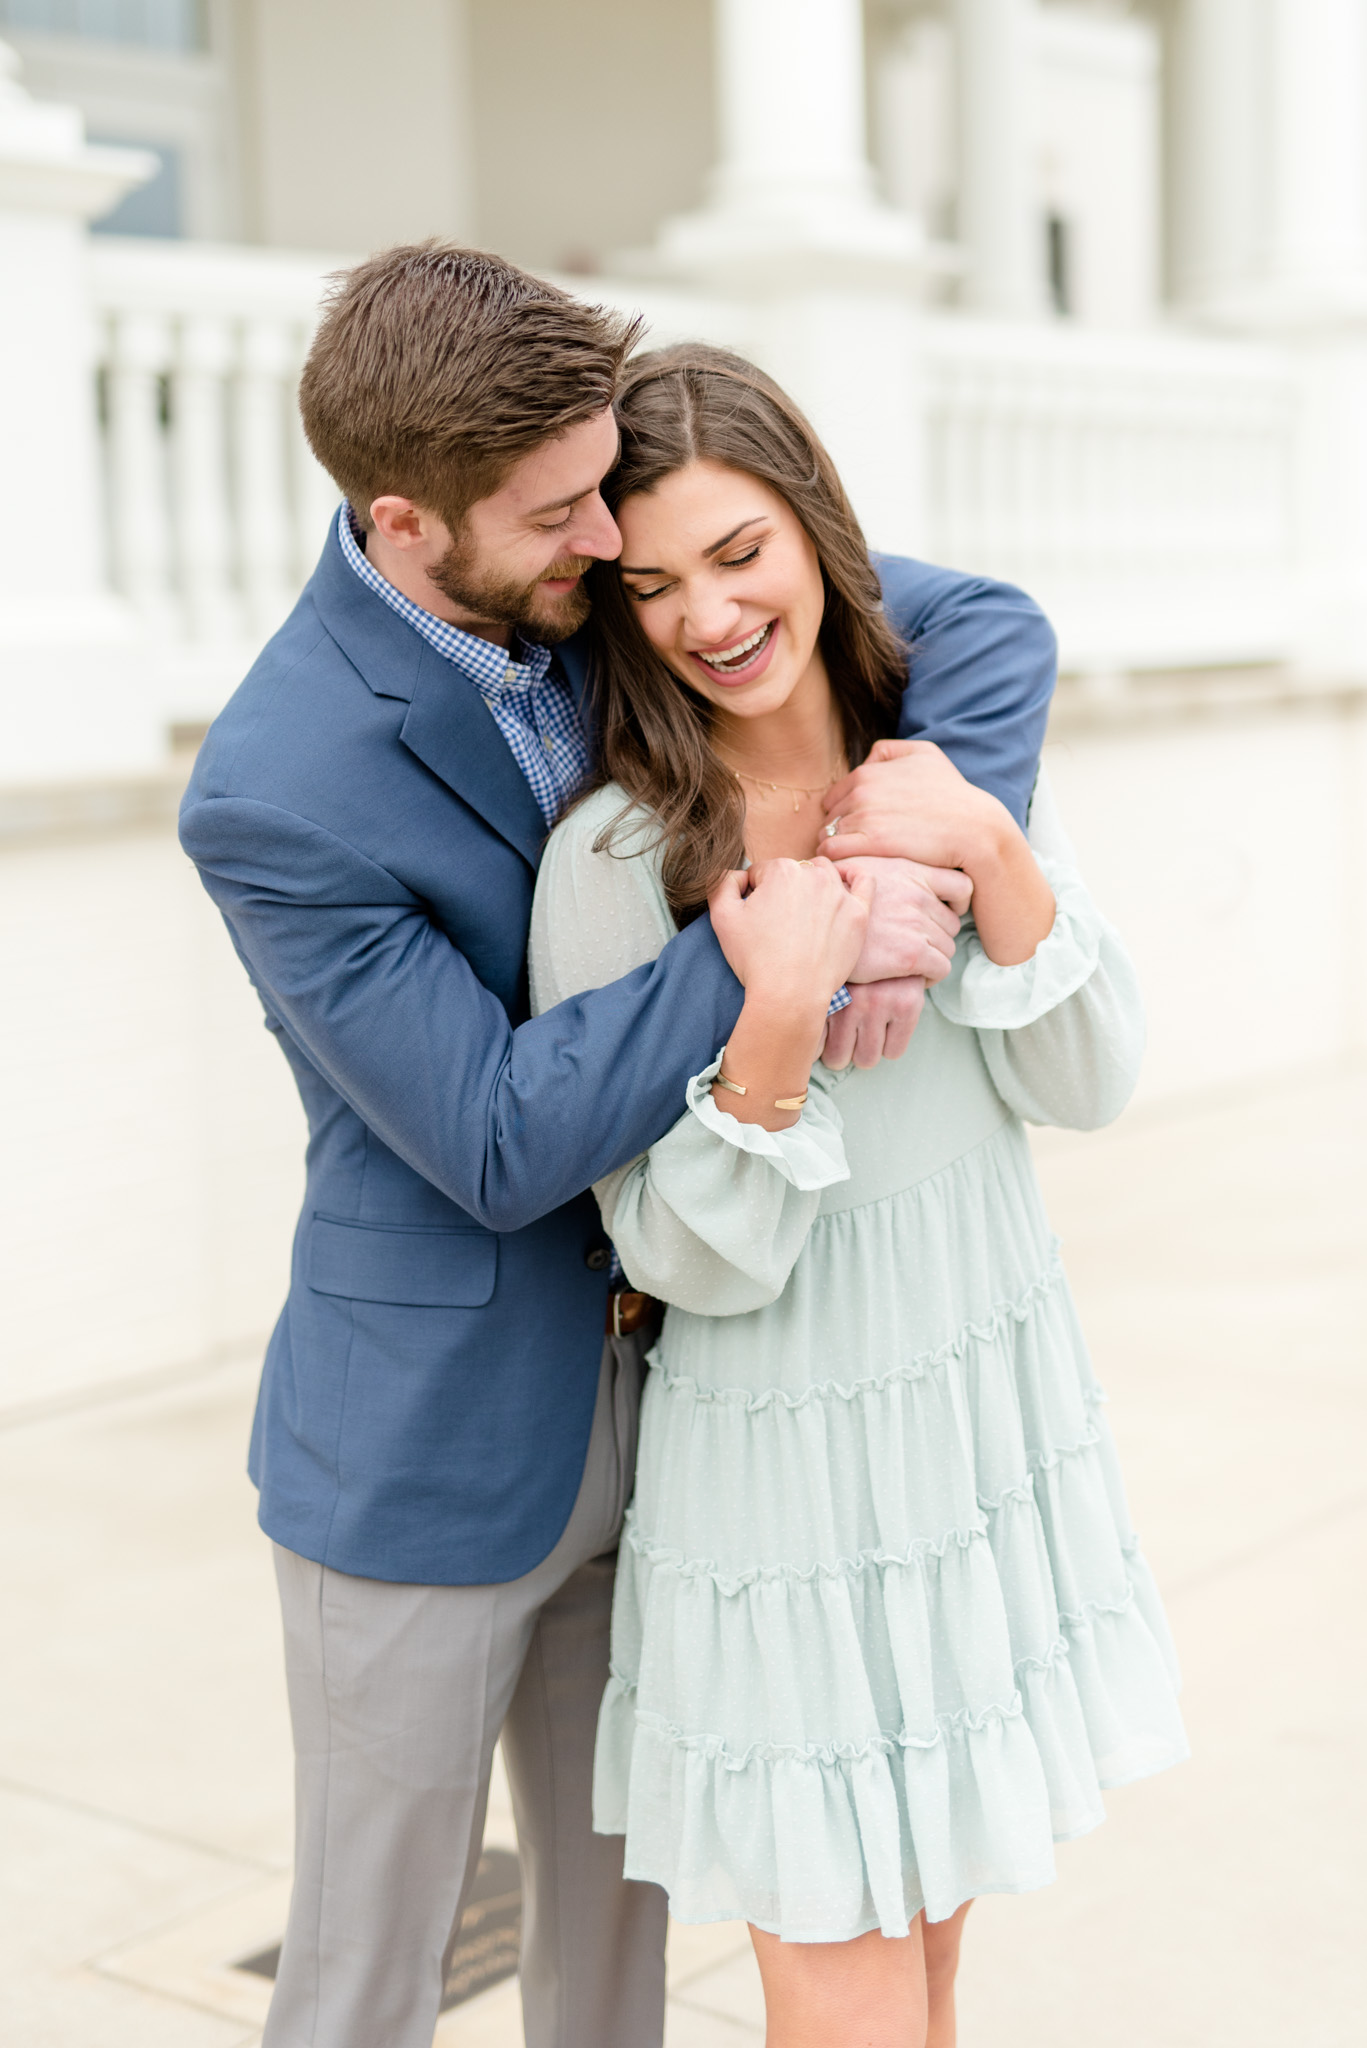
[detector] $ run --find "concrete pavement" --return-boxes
[2,1066,1363,2046]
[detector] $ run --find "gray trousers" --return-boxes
[263,1333,666,2048]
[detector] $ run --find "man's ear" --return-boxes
[369,496,448,552]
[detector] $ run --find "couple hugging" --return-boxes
[181,243,1187,2048]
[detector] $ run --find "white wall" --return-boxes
[0,814,304,1411]
[233,0,475,254]
[468,0,715,275]
[1045,696,1367,1104]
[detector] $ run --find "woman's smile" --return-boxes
[688,617,780,685]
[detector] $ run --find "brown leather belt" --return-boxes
[606,1289,658,1339]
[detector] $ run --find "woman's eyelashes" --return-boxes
[625,542,766,603]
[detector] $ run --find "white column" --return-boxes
[951,0,1045,317]
[0,43,152,643]
[1167,1,1367,676]
[1262,0,1367,311]
[1169,0,1367,319]
[1165,0,1261,311]
[710,0,874,218]
[647,0,931,285]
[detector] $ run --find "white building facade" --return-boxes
[4,0,1367,1406]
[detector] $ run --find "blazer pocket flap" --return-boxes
[308,1216,497,1308]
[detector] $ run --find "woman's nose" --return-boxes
[683,589,744,649]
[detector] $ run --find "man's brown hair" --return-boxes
[298,242,642,532]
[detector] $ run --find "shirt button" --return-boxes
[584,1244,611,1272]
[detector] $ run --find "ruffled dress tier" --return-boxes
[528,779,1188,1944]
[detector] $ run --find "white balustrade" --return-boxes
[913,318,1297,670]
[91,237,340,644]
[236,317,299,637]
[104,309,176,629]
[89,235,1299,676]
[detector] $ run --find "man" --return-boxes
[180,242,1055,2048]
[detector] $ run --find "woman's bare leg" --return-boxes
[922,1901,973,2048]
[749,1920,929,2048]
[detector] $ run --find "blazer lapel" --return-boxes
[307,521,549,869]
[399,639,548,870]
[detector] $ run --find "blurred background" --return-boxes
[0,4,1363,2046]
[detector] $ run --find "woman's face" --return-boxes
[615,461,826,722]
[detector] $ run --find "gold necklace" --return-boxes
[716,753,846,814]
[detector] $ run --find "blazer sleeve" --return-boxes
[875,555,1057,826]
[179,792,744,1233]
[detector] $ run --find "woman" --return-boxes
[528,345,1187,2048]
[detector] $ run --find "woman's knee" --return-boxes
[750,1923,928,2048]
[922,1900,972,1992]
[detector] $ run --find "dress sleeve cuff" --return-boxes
[929,857,1103,1031]
[684,1054,849,1192]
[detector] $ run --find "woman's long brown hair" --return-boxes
[582,343,907,924]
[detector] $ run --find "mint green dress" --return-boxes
[528,775,1187,1942]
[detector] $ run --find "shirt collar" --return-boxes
[337,503,552,697]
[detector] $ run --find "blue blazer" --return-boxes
[180,521,1055,1585]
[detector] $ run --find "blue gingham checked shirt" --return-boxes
[338,504,854,1025]
[339,504,590,826]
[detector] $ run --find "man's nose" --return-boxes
[573,494,621,562]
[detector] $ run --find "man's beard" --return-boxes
[429,531,594,644]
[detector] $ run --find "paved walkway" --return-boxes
[2,1067,1364,2046]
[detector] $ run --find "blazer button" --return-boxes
[584,1244,611,1272]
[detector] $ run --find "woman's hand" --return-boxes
[707,858,872,1128]
[821,740,1056,966]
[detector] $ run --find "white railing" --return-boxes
[91,238,341,644]
[915,317,1298,672]
[90,240,1300,676]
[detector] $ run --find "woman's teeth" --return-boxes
[695,621,775,673]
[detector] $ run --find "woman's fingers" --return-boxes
[824,738,945,814]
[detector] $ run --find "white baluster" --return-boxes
[171,312,240,642]
[104,307,177,631]
[235,316,295,637]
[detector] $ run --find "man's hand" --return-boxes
[821,978,926,1070]
[827,855,972,984]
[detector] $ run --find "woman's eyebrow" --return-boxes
[621,515,768,576]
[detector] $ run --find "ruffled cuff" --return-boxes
[685,1054,849,1192]
[929,857,1103,1031]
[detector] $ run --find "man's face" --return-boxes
[371,408,623,645]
